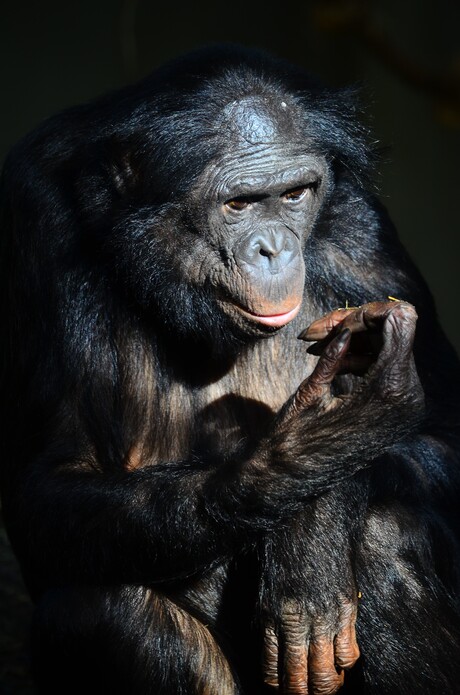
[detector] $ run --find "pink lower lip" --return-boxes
[239,302,302,327]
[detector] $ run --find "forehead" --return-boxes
[201,97,322,198]
[221,95,299,146]
[212,150,323,199]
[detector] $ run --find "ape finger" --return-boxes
[338,354,375,376]
[378,302,418,362]
[298,309,356,342]
[293,329,351,411]
[281,638,309,695]
[299,303,383,342]
[263,623,280,689]
[308,636,345,695]
[333,601,360,671]
[326,302,406,345]
[299,301,411,343]
[373,303,423,410]
[307,335,377,373]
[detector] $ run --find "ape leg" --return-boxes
[32,585,239,695]
[343,507,460,695]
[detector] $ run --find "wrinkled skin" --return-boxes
[184,99,329,338]
[263,598,359,695]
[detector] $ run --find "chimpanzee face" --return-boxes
[187,96,329,336]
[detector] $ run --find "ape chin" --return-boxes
[1,44,459,695]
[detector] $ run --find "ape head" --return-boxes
[192,94,328,334]
[76,46,372,350]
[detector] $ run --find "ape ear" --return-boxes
[106,135,141,196]
[73,136,141,226]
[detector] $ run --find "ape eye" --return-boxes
[225,197,250,212]
[283,186,309,202]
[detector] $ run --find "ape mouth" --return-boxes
[233,301,302,327]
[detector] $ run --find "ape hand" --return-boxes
[269,301,424,470]
[258,480,361,695]
[297,299,422,409]
[263,596,359,695]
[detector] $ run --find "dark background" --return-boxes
[0,0,459,692]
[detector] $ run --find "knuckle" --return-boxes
[264,676,279,688]
[280,600,309,641]
[263,668,279,689]
[337,597,357,619]
[264,628,279,657]
[335,642,360,670]
[344,307,364,328]
[334,599,360,670]
[296,383,324,409]
[283,619,309,643]
[320,344,340,366]
[317,347,342,376]
[379,376,425,414]
[386,302,418,332]
[325,317,338,334]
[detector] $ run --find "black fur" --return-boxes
[1,45,459,694]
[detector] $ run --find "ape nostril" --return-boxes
[236,229,300,271]
[258,233,285,259]
[259,245,277,258]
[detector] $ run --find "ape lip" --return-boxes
[237,302,302,327]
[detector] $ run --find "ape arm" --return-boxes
[259,446,460,695]
[5,302,423,594]
[260,483,362,695]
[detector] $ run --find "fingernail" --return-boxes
[336,328,351,345]
[298,326,320,341]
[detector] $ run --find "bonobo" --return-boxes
[0,44,459,695]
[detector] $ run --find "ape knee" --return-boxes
[32,586,238,695]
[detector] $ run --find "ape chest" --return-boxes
[149,388,277,462]
[149,359,309,462]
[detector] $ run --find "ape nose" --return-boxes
[257,230,285,258]
[237,229,298,274]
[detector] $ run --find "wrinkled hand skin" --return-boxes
[296,299,422,413]
[268,300,425,470]
[260,484,362,695]
[263,598,360,695]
